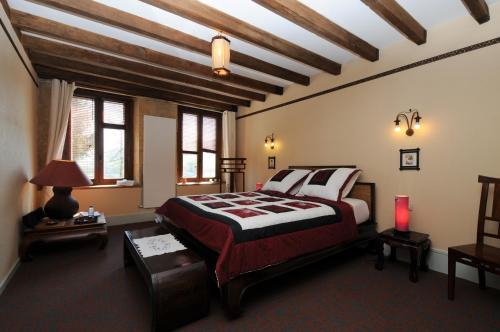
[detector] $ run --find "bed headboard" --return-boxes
[288,165,376,224]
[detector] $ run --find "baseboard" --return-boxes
[0,213,154,294]
[384,245,500,289]
[0,258,20,296]
[428,248,500,289]
[106,212,156,226]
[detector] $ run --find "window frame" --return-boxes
[63,89,133,185]
[177,106,222,183]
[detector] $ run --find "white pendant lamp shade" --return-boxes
[211,34,231,77]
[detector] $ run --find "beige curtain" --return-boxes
[41,79,75,204]
[45,79,76,164]
[222,111,236,192]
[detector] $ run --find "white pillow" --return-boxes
[297,168,361,201]
[341,171,362,199]
[262,169,311,194]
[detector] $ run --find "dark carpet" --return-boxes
[1,223,499,332]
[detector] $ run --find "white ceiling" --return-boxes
[8,0,500,87]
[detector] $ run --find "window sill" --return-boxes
[75,184,142,190]
[177,181,221,187]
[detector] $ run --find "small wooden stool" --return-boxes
[124,226,209,332]
[375,228,431,282]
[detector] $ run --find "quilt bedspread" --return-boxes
[156,190,358,286]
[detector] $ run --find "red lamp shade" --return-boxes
[30,160,92,220]
[255,182,263,191]
[395,195,410,233]
[30,160,92,187]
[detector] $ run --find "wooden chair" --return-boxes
[448,175,500,300]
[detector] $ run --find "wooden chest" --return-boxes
[124,226,209,331]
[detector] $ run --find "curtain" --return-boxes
[45,79,76,164]
[41,79,76,204]
[222,111,236,192]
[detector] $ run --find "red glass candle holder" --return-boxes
[395,195,410,235]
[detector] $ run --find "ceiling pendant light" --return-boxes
[211,33,231,78]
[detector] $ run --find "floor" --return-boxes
[0,223,499,332]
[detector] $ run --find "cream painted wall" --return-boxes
[72,186,146,216]
[36,94,174,216]
[38,90,222,219]
[133,97,177,185]
[177,183,221,196]
[71,97,176,217]
[72,183,221,218]
[0,23,38,281]
[69,97,221,218]
[237,5,500,251]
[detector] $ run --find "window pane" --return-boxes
[103,101,125,125]
[202,152,216,178]
[182,153,197,178]
[71,97,95,179]
[182,113,198,152]
[103,128,125,179]
[203,117,216,151]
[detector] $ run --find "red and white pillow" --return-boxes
[262,169,311,194]
[297,168,361,201]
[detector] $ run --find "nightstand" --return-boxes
[19,214,108,261]
[375,228,431,282]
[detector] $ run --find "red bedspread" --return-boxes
[156,191,358,286]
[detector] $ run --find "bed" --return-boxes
[156,165,377,317]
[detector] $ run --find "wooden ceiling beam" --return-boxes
[140,0,342,75]
[1,0,23,40]
[76,85,226,113]
[35,65,237,112]
[1,0,11,18]
[361,0,426,45]
[76,82,231,112]
[31,0,309,86]
[461,0,490,24]
[252,0,378,62]
[21,34,266,102]
[11,10,283,95]
[29,52,251,107]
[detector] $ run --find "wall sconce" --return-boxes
[394,109,422,136]
[264,134,275,149]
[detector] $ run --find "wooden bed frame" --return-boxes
[161,165,377,318]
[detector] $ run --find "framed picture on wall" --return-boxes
[268,156,276,169]
[400,148,420,171]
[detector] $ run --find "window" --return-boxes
[178,106,221,183]
[64,90,132,185]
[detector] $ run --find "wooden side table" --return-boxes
[375,228,431,282]
[19,214,108,261]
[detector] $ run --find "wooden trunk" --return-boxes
[123,227,209,331]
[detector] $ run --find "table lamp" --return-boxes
[30,160,92,220]
[394,195,410,235]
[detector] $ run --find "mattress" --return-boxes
[342,197,370,224]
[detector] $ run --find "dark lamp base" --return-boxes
[44,187,79,220]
